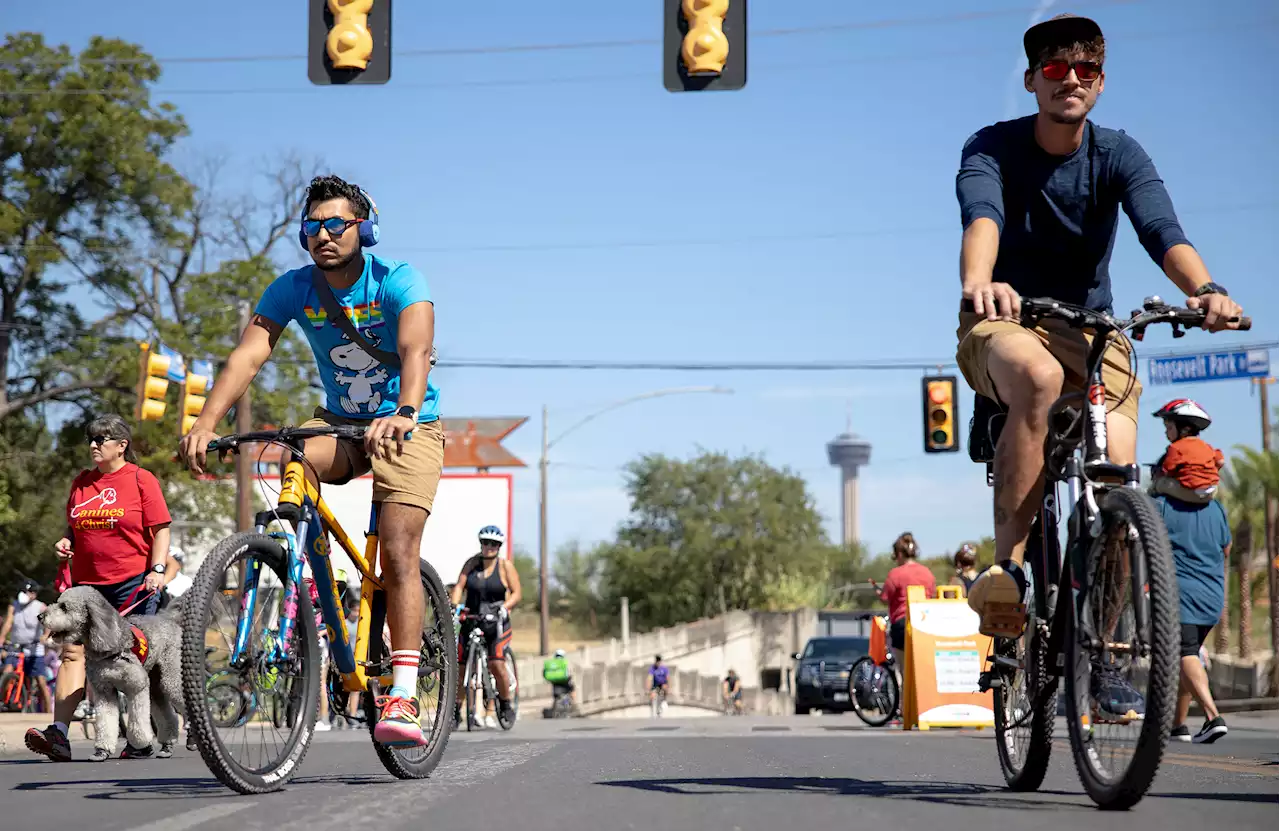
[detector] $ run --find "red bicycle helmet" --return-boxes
[1152,398,1211,431]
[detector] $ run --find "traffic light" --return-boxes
[308,0,392,85]
[180,371,209,435]
[135,344,171,423]
[663,0,747,92]
[922,376,960,454]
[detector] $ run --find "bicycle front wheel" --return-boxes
[849,657,899,727]
[181,532,321,795]
[367,559,457,779]
[1065,487,1179,810]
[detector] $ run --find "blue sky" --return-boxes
[12,0,1278,560]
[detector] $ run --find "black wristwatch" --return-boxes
[1193,282,1228,298]
[395,405,418,422]
[151,563,166,574]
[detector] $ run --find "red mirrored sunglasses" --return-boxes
[1040,59,1102,82]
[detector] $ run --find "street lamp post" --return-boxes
[537,385,732,655]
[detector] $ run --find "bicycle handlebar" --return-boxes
[206,424,370,454]
[960,296,1251,335]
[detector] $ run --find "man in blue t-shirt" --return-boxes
[180,175,443,748]
[1156,494,1231,744]
[957,14,1247,719]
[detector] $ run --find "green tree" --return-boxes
[510,544,538,608]
[550,540,605,629]
[596,451,833,630]
[1219,445,1278,658]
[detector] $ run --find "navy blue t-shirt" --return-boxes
[1156,495,1231,627]
[956,116,1191,312]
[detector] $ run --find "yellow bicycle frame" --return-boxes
[278,459,392,693]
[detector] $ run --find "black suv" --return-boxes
[792,636,870,715]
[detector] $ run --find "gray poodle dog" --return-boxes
[40,586,184,761]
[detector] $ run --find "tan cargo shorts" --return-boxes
[302,408,446,513]
[955,312,1143,424]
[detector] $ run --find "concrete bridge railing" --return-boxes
[513,609,817,716]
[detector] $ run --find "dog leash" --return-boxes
[118,588,158,617]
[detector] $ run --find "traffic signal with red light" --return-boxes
[922,376,960,453]
[308,0,392,85]
[663,0,747,92]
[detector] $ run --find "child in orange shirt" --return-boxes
[1151,399,1225,505]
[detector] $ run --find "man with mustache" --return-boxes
[954,15,1244,720]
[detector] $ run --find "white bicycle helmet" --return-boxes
[554,649,566,658]
[478,525,505,545]
[1152,398,1211,432]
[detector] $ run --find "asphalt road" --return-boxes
[1,713,1275,831]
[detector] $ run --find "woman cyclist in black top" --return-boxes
[450,525,522,726]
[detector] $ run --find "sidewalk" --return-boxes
[0,713,48,756]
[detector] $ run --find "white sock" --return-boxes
[53,722,69,738]
[390,650,419,697]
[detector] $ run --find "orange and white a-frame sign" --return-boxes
[901,585,995,730]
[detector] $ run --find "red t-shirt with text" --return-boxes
[66,464,171,585]
[881,560,936,624]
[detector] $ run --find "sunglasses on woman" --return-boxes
[89,435,120,446]
[301,217,361,238]
[1040,59,1102,82]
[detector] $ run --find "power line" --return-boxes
[7,16,1266,100]
[12,201,1277,257]
[0,1,1142,71]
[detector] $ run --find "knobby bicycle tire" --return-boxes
[993,625,1056,791]
[366,559,457,779]
[849,656,899,728]
[181,533,321,795]
[1065,488,1179,810]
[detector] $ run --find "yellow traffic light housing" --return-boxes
[309,0,392,85]
[922,376,960,454]
[181,372,209,435]
[135,344,170,423]
[664,0,747,92]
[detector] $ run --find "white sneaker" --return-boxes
[314,720,331,732]
[484,715,497,729]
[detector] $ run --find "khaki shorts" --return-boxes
[955,312,1142,424]
[301,408,446,513]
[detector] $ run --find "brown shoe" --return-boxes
[24,726,72,762]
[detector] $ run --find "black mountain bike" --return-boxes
[966,295,1249,810]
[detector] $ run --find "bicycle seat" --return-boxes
[969,395,1007,465]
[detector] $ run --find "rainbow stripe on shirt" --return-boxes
[303,301,384,330]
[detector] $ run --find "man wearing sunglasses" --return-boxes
[954,15,1245,719]
[179,174,444,748]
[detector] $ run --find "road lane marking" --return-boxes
[131,801,257,831]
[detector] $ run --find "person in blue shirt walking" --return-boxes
[1153,410,1233,744]
[180,175,444,748]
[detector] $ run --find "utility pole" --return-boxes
[1255,376,1278,688]
[235,302,253,532]
[538,404,550,656]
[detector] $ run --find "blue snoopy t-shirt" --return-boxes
[255,253,440,421]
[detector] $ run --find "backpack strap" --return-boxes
[310,268,401,367]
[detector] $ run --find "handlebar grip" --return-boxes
[1237,316,1252,331]
[206,438,231,453]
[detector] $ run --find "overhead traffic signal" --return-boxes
[922,376,960,454]
[180,371,209,435]
[308,0,392,85]
[135,344,171,423]
[663,0,747,92]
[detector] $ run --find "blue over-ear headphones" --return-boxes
[298,185,380,251]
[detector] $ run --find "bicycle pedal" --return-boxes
[986,654,1021,672]
[977,672,1003,692]
[978,602,1027,640]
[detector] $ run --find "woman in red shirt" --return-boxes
[26,413,172,762]
[879,532,936,667]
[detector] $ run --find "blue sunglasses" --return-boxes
[301,217,361,238]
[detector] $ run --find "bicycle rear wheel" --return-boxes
[367,559,457,779]
[849,657,899,727]
[181,532,320,795]
[1065,487,1178,810]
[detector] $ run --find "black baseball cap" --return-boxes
[1023,14,1104,63]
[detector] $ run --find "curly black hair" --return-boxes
[303,175,370,220]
